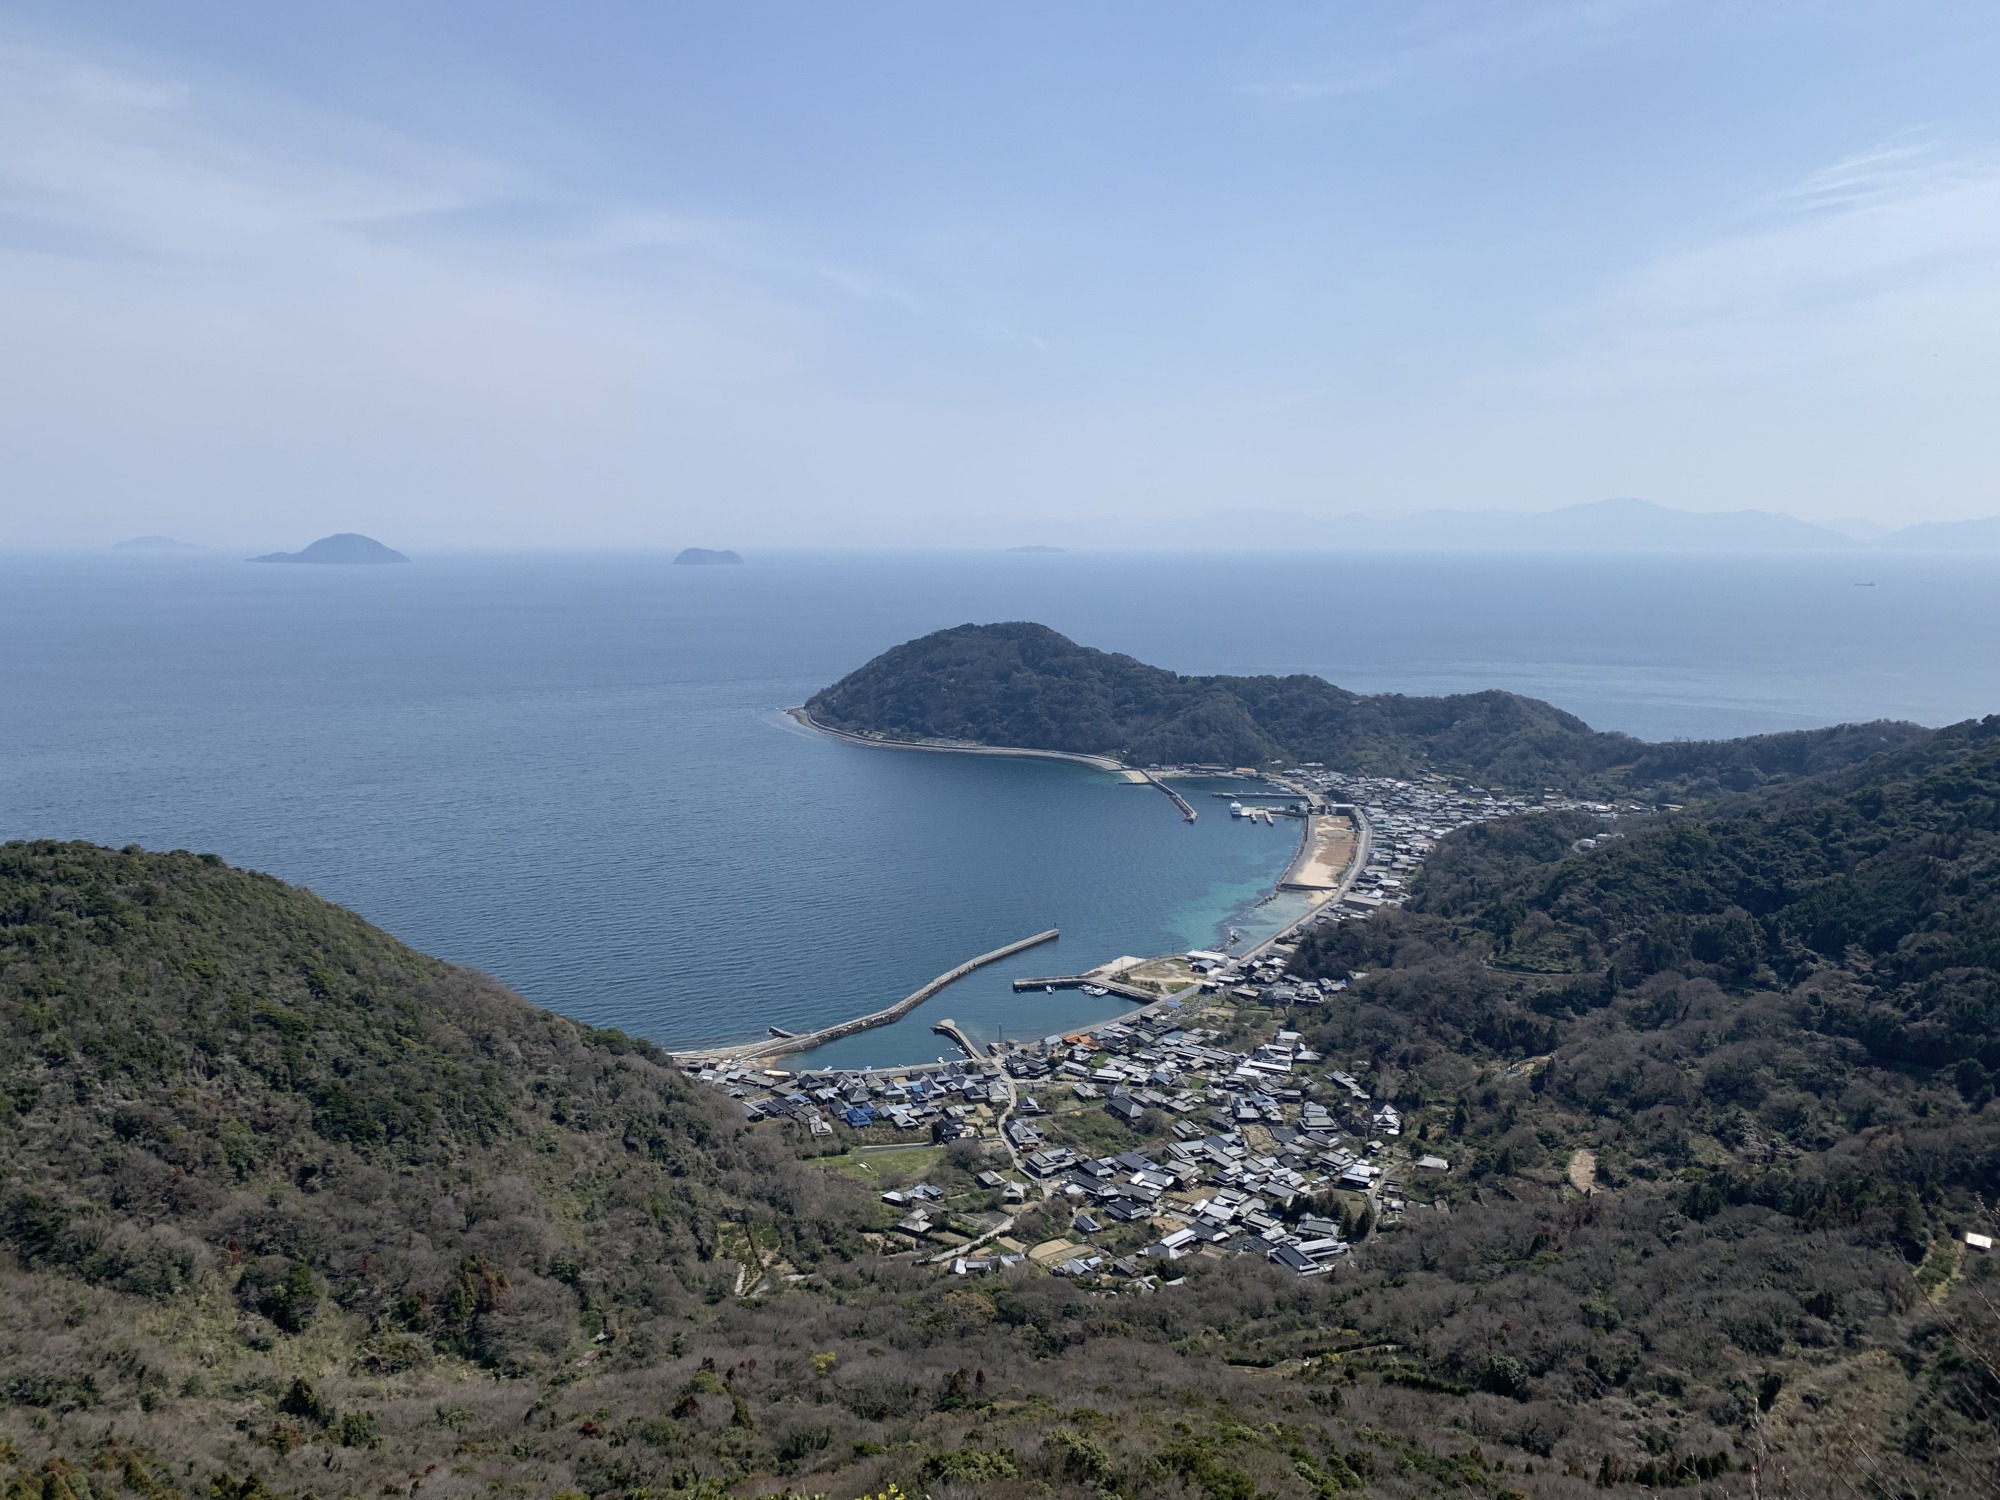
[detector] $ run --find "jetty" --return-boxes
[787,708,1144,781]
[930,1017,985,1060]
[676,927,1060,1063]
[1011,974,1159,1003]
[1140,769,1198,821]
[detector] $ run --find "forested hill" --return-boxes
[1410,713,2000,1075]
[1281,718,2000,1493]
[0,841,870,1490]
[0,842,872,1339]
[806,622,1927,797]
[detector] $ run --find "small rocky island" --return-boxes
[250,533,409,565]
[673,547,743,565]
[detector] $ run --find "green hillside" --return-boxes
[1283,720,2000,1494]
[806,622,1926,797]
[2,831,1995,1498]
[0,841,867,1358]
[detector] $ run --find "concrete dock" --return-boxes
[1140,769,1198,821]
[930,1017,985,1060]
[674,926,1061,1063]
[1010,974,1160,1003]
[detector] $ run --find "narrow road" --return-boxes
[924,1066,1043,1265]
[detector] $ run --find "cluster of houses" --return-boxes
[1254,770,1624,922]
[1000,1015,1455,1279]
[688,1057,1018,1139]
[684,989,1462,1283]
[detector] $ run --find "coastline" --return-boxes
[787,706,1148,782]
[701,711,1370,1073]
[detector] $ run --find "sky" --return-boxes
[1,1,1996,549]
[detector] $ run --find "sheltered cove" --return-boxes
[678,748,1595,1281]
[680,712,1373,1068]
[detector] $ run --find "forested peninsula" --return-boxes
[806,622,1927,799]
[2,709,1998,1496]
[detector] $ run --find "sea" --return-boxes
[5,547,1998,1068]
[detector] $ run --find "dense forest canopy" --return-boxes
[1280,717,2000,1494]
[0,842,868,1368]
[807,622,1928,798]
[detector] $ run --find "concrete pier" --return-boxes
[930,1018,984,1060]
[675,926,1060,1063]
[1140,769,1198,821]
[1011,974,1160,1003]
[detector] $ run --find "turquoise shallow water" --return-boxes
[4,547,1997,1066]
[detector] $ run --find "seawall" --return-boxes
[788,707,1146,781]
[675,926,1061,1064]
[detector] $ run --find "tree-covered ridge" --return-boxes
[0,841,869,1373]
[1417,715,2000,1077]
[807,621,1928,796]
[1279,723,2000,1491]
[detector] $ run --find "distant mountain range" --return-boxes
[1180,498,2000,552]
[673,547,743,565]
[1875,515,2000,550]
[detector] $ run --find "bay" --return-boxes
[3,546,1996,1066]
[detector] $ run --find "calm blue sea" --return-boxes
[4,547,1997,1066]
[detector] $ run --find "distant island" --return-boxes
[113,534,193,551]
[250,533,409,565]
[1008,544,1065,553]
[805,621,1926,800]
[673,547,743,565]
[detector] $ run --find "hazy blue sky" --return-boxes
[3,2,1996,548]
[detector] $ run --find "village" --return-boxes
[681,771,1624,1290]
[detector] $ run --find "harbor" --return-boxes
[685,713,1576,1087]
[676,763,1587,1289]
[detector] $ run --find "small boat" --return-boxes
[1082,984,1108,997]
[1229,801,1246,817]
[1045,985,1054,994]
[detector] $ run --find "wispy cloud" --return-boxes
[0,37,890,545]
[1380,134,2000,518]
[1588,137,2000,335]
[1237,0,1664,102]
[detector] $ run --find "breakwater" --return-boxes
[1139,769,1198,820]
[788,708,1143,780]
[676,926,1061,1063]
